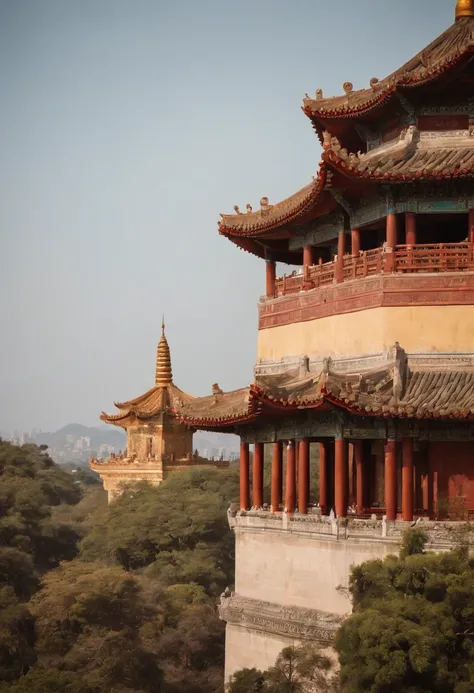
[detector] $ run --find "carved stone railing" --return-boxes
[273,242,474,298]
[90,455,230,470]
[229,509,474,550]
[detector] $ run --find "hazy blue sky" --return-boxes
[0,0,454,432]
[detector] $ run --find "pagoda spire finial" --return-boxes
[456,0,474,19]
[155,316,172,387]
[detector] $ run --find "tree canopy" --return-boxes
[0,443,238,693]
[336,528,474,693]
[228,644,339,693]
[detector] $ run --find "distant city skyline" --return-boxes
[0,0,454,431]
[3,423,239,465]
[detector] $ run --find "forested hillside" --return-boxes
[0,440,238,693]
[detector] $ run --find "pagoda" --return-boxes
[90,320,228,501]
[165,0,474,681]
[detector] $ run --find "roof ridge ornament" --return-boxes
[456,0,474,19]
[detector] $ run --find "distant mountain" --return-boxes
[34,424,126,451]
[1,424,239,460]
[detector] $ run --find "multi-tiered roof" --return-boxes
[217,4,474,263]
[100,320,195,428]
[164,2,474,431]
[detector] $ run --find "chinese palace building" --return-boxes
[90,321,228,501]
[154,0,474,681]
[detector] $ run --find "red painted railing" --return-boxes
[274,243,474,297]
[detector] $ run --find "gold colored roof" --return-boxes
[303,16,474,118]
[101,322,195,427]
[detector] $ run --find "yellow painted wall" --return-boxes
[257,305,474,362]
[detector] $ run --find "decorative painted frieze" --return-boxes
[350,195,474,226]
[418,105,468,116]
[289,212,345,250]
[236,412,474,444]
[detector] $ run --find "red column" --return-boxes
[298,439,310,514]
[354,441,364,514]
[402,438,414,521]
[319,441,329,514]
[351,228,361,257]
[336,231,346,283]
[421,473,429,512]
[253,443,264,508]
[405,212,417,246]
[384,440,398,521]
[271,441,283,512]
[265,259,276,298]
[240,442,250,511]
[335,438,348,518]
[386,213,398,248]
[285,440,296,513]
[303,245,314,268]
[469,209,474,243]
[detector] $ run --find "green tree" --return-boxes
[0,442,82,573]
[0,587,35,683]
[0,452,236,692]
[0,442,84,685]
[228,644,339,693]
[336,528,474,693]
[29,560,163,692]
[227,668,265,693]
[80,467,238,596]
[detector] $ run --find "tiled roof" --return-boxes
[303,17,474,119]
[101,383,196,427]
[173,363,474,428]
[324,133,474,181]
[218,167,328,236]
[173,387,259,427]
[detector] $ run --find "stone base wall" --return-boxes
[222,511,468,682]
[224,624,299,684]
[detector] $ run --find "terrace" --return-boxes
[273,242,474,297]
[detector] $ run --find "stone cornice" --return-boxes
[219,593,344,644]
[255,351,474,379]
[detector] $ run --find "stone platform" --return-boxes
[221,510,470,683]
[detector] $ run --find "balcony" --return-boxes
[274,242,474,297]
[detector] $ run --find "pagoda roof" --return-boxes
[101,382,196,428]
[302,15,474,121]
[173,353,474,429]
[323,132,474,182]
[218,166,331,238]
[101,320,196,428]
